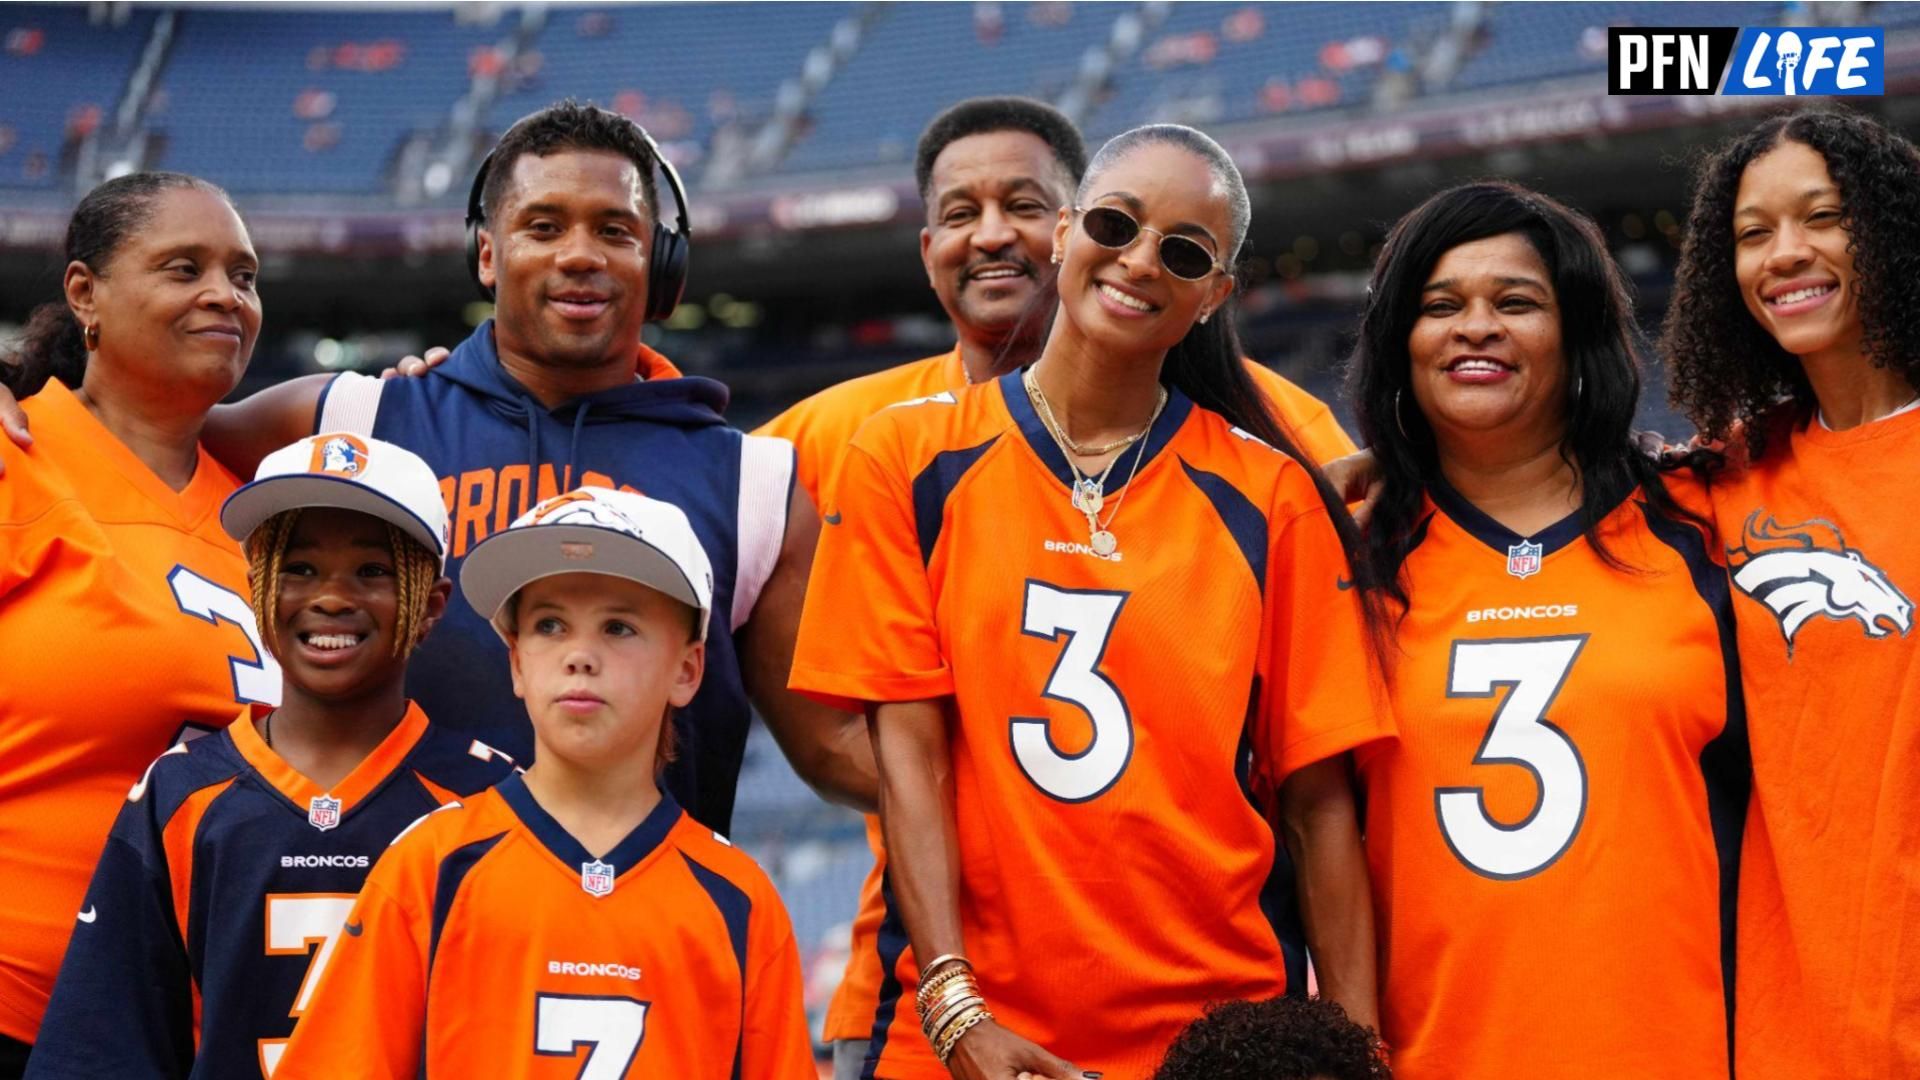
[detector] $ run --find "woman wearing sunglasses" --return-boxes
[791,124,1389,1079]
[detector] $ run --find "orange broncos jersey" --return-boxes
[0,381,278,1044]
[1244,359,1359,465]
[1357,476,1746,1079]
[1707,407,1920,1080]
[273,775,812,1080]
[789,370,1389,1079]
[756,349,1357,1046]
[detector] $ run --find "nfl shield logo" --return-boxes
[307,794,342,832]
[580,859,616,897]
[1506,540,1543,580]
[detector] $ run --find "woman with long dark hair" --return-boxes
[1661,107,1920,1079]
[790,125,1389,1079]
[1346,181,1747,1079]
[0,172,273,1076]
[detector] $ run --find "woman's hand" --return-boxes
[945,1017,1091,1080]
[1321,448,1382,528]
[379,345,450,379]
[0,381,31,475]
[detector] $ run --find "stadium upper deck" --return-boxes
[9,0,1888,201]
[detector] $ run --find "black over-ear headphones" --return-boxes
[464,117,692,323]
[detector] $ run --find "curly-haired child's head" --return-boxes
[1153,997,1391,1080]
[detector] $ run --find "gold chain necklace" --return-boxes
[1027,372,1159,458]
[1023,370,1166,557]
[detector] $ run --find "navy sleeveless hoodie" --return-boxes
[313,321,794,833]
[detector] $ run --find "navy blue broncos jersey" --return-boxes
[26,703,512,1080]
[312,322,793,834]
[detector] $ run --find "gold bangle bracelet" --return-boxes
[923,991,983,1043]
[930,998,988,1049]
[919,971,979,1006]
[935,1008,993,1065]
[918,953,971,983]
[933,999,990,1053]
[914,966,973,1012]
[934,1006,987,1062]
[922,995,979,1039]
[921,984,982,1037]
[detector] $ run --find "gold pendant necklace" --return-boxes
[1085,421,1153,556]
[1023,370,1166,556]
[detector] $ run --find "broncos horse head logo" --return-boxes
[309,433,368,476]
[1727,511,1912,657]
[534,492,644,536]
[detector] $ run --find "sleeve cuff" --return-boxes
[1274,714,1395,785]
[788,660,954,714]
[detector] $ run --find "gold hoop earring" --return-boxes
[84,323,100,351]
[1394,389,1411,441]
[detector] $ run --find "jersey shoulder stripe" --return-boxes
[1177,458,1269,592]
[427,830,509,968]
[133,727,248,829]
[843,370,1004,466]
[731,434,795,631]
[407,722,518,799]
[910,437,1001,565]
[315,371,383,438]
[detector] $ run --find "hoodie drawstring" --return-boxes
[567,402,590,491]
[525,404,542,510]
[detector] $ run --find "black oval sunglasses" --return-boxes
[1073,205,1225,281]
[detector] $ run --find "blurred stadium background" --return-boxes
[4,0,1918,1060]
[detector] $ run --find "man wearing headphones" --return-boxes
[44,100,874,833]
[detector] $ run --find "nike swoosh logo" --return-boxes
[343,921,364,937]
[1336,577,1355,591]
[77,906,97,924]
[823,511,842,525]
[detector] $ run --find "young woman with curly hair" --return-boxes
[1660,107,1920,1079]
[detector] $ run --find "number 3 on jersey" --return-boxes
[1436,635,1589,880]
[169,565,281,705]
[1011,581,1133,803]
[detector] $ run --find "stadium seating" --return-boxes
[0,4,157,189]
[8,2,1920,196]
[1448,2,1782,92]
[486,3,854,172]
[1879,0,1920,29]
[1085,2,1442,139]
[777,1,1118,176]
[152,9,501,195]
